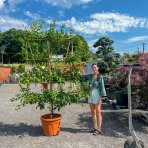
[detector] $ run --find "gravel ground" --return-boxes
[0,84,148,148]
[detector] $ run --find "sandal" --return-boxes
[93,129,101,135]
[89,128,97,133]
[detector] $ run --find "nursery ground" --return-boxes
[0,84,148,148]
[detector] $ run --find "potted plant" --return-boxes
[8,64,25,83]
[133,53,148,108]
[11,20,87,136]
[109,66,128,106]
[0,65,11,82]
[109,53,148,108]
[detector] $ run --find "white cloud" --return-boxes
[0,0,5,8]
[0,0,7,13]
[43,0,92,9]
[0,0,26,13]
[0,16,28,31]
[125,36,148,43]
[57,13,148,35]
[24,11,41,20]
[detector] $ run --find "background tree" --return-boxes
[0,20,91,64]
[0,45,6,64]
[0,28,24,63]
[123,53,136,62]
[93,37,120,73]
[89,51,97,61]
[73,34,90,61]
[94,37,114,56]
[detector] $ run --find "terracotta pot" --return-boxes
[0,66,11,82]
[40,113,62,136]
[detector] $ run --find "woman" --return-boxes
[81,63,106,135]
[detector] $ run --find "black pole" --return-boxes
[142,43,145,53]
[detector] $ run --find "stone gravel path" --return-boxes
[0,84,147,148]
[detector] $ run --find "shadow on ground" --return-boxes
[61,103,147,138]
[0,122,43,137]
[0,104,147,138]
[74,105,148,138]
[61,127,89,133]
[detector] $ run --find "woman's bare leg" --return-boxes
[95,96,102,130]
[89,103,97,129]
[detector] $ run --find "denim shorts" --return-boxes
[88,88,100,104]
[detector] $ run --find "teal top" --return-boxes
[81,74,106,97]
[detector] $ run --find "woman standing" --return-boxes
[81,63,106,135]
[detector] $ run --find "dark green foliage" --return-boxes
[0,20,90,64]
[73,34,90,61]
[0,28,25,63]
[93,37,120,73]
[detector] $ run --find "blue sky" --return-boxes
[0,0,148,53]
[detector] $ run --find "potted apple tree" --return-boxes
[11,20,86,136]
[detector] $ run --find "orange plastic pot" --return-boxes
[40,113,62,136]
